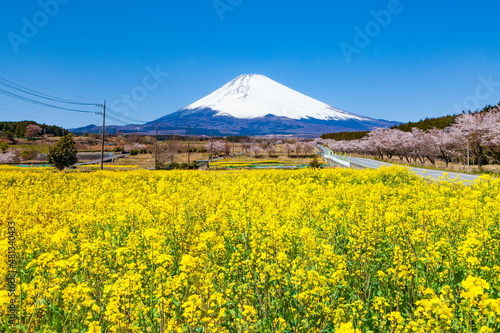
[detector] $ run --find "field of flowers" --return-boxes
[1,166,500,332]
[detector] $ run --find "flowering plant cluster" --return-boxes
[0,166,499,332]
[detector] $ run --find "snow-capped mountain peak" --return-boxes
[71,74,399,136]
[184,74,368,121]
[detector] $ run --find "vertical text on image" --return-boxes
[7,221,18,325]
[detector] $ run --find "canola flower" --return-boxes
[0,166,499,332]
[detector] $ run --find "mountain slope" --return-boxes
[183,74,368,121]
[72,74,399,136]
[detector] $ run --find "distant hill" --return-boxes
[320,131,370,141]
[391,114,458,132]
[321,103,500,140]
[393,104,499,132]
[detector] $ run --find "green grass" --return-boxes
[13,144,51,153]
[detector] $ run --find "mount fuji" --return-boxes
[182,74,369,121]
[72,74,398,136]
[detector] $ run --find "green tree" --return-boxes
[0,142,8,153]
[47,134,78,170]
[309,156,323,168]
[1,131,15,142]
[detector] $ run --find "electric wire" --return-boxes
[0,88,97,113]
[107,109,148,123]
[0,73,149,125]
[0,70,96,102]
[106,114,133,125]
[0,106,67,123]
[0,77,96,106]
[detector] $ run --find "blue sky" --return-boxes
[1,0,499,128]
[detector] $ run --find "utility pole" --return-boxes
[210,131,213,161]
[169,134,174,164]
[467,139,470,173]
[96,100,106,170]
[155,121,159,170]
[224,132,228,157]
[186,126,191,166]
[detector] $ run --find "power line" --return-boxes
[0,77,96,106]
[0,73,149,125]
[0,70,97,102]
[0,88,96,114]
[106,114,132,125]
[0,73,151,128]
[107,109,147,123]
[0,106,65,123]
[0,83,146,125]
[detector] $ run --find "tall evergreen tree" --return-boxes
[47,134,78,170]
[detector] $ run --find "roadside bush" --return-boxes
[159,162,199,170]
[0,142,8,153]
[20,150,38,161]
[309,156,323,168]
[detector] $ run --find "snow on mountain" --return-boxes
[184,74,368,121]
[71,74,399,136]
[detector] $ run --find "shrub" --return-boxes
[309,156,323,168]
[0,142,8,154]
[47,134,78,170]
[20,150,37,161]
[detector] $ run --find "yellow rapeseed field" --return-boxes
[1,166,499,332]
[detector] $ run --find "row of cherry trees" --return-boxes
[248,142,315,157]
[319,108,500,167]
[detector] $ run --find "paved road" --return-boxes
[317,145,480,182]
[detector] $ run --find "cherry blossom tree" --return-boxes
[248,145,263,157]
[266,146,277,157]
[428,128,457,167]
[206,141,226,157]
[303,143,315,156]
[319,105,500,168]
[294,142,305,157]
[0,151,19,164]
[451,110,500,167]
[25,124,42,139]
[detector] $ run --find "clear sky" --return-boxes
[1,0,499,129]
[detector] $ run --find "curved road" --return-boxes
[317,145,480,182]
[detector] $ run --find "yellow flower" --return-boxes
[87,321,101,333]
[461,276,490,302]
[336,322,361,333]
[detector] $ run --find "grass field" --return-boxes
[208,155,318,169]
[1,166,499,332]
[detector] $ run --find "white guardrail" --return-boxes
[316,145,351,168]
[323,154,351,167]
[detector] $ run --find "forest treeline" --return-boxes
[0,120,68,138]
